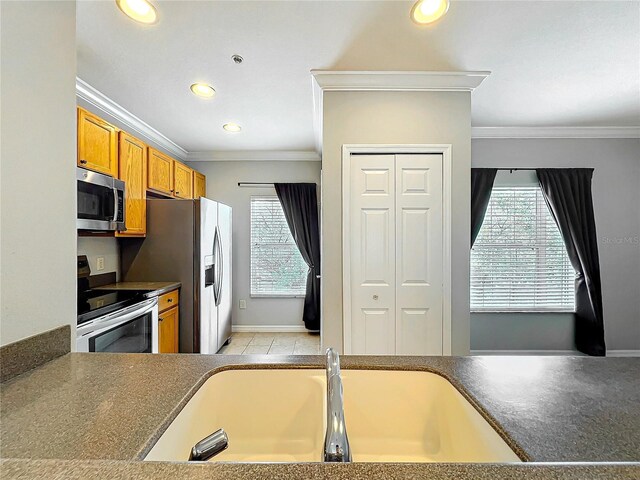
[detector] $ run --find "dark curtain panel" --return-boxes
[274,183,321,331]
[471,168,498,246]
[536,168,606,356]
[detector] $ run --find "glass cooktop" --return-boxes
[77,289,145,325]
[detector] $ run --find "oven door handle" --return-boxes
[77,298,158,337]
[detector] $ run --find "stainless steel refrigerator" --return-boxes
[121,198,232,353]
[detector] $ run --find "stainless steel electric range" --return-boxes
[76,255,158,353]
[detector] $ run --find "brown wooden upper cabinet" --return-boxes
[147,147,174,196]
[117,132,147,237]
[77,107,118,177]
[193,171,206,199]
[173,162,193,199]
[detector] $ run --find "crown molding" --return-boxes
[311,70,491,154]
[472,126,640,139]
[76,78,188,161]
[187,150,321,162]
[311,70,491,92]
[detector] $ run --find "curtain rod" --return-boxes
[496,168,537,172]
[238,182,275,188]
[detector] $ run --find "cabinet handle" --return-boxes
[167,298,173,303]
[159,317,164,322]
[80,159,87,164]
[175,191,180,195]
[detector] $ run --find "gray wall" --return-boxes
[186,160,322,329]
[321,90,472,354]
[471,138,640,352]
[1,2,77,346]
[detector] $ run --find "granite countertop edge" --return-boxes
[1,458,639,480]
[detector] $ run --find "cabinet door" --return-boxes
[77,108,117,176]
[158,306,179,353]
[147,148,174,195]
[174,162,193,199]
[193,171,206,198]
[117,132,147,237]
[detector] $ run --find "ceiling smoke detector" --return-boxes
[231,55,244,64]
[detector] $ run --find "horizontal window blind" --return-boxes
[250,196,308,297]
[471,186,575,312]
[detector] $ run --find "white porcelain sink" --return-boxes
[145,369,326,462]
[144,368,521,463]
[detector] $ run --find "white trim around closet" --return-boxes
[341,144,453,356]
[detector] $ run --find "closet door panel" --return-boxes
[350,154,396,355]
[395,154,443,355]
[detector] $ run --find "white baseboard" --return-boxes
[232,325,309,333]
[608,350,640,357]
[470,349,639,357]
[470,349,579,356]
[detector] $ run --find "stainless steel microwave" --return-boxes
[77,167,125,231]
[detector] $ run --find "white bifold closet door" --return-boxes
[349,154,443,355]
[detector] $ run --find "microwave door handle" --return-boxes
[112,186,119,222]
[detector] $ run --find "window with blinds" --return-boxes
[471,186,575,312]
[250,196,308,297]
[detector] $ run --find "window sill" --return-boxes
[471,310,575,314]
[250,294,306,299]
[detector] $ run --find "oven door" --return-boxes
[77,167,125,231]
[77,298,158,353]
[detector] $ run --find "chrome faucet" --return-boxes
[323,348,351,462]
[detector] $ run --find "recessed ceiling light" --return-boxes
[410,0,449,25]
[223,123,242,133]
[190,83,216,98]
[115,0,158,25]
[231,55,244,64]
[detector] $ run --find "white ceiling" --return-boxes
[76,0,640,152]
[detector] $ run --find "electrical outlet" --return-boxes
[239,299,247,309]
[96,257,105,271]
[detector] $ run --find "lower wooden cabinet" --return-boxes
[158,289,179,353]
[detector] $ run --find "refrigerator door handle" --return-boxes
[212,226,219,304]
[215,225,223,306]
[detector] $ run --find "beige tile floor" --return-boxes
[218,332,321,355]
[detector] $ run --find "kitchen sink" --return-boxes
[144,368,521,463]
[145,369,326,462]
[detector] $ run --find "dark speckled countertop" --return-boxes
[0,354,639,479]
[94,281,181,297]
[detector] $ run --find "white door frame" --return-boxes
[342,144,453,355]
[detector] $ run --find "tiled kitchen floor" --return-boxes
[218,332,321,355]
